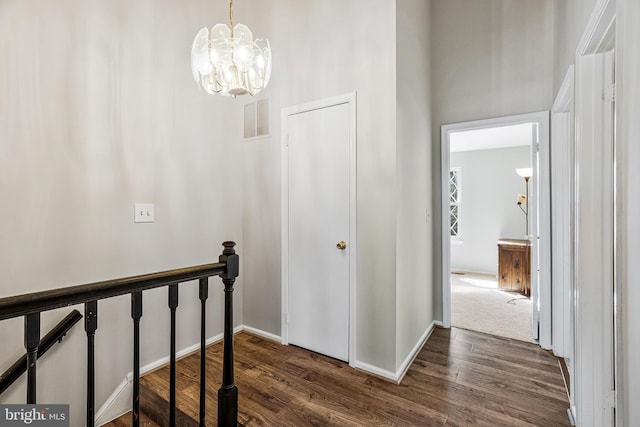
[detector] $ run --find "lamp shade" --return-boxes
[516,167,533,179]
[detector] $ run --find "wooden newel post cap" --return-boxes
[222,241,236,255]
[220,241,239,280]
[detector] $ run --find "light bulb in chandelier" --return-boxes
[191,1,271,97]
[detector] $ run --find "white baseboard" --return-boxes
[241,325,282,342]
[568,406,577,426]
[94,378,130,426]
[450,269,497,277]
[395,321,436,383]
[95,325,243,426]
[434,320,444,328]
[354,320,436,384]
[353,360,398,382]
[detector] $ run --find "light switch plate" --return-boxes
[134,203,154,223]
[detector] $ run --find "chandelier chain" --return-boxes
[229,0,234,39]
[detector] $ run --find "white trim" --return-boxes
[613,4,625,426]
[441,128,451,328]
[553,66,575,114]
[353,361,398,383]
[242,325,282,343]
[280,92,357,366]
[441,112,550,341]
[450,268,496,276]
[550,66,575,361]
[94,377,130,426]
[574,47,616,427]
[574,50,615,427]
[535,113,553,349]
[571,1,618,424]
[354,321,437,384]
[576,0,616,56]
[551,66,582,420]
[395,321,437,383]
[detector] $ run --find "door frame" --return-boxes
[440,111,551,347]
[280,93,357,366]
[573,0,617,423]
[550,66,574,360]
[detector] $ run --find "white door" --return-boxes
[284,101,352,362]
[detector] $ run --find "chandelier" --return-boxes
[191,0,272,97]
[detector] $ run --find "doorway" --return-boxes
[281,93,357,364]
[441,112,551,346]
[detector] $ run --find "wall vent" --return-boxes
[244,98,270,140]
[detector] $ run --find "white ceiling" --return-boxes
[450,123,533,152]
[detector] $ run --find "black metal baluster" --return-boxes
[131,291,143,427]
[168,284,178,427]
[218,241,239,427]
[24,313,40,404]
[198,278,208,427]
[85,301,98,427]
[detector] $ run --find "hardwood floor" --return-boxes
[105,411,161,427]
[105,327,571,426]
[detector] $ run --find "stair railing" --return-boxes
[0,241,239,427]
[0,309,83,395]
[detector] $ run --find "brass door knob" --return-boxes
[336,241,347,250]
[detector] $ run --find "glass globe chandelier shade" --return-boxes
[191,1,271,97]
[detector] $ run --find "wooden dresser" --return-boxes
[497,238,531,297]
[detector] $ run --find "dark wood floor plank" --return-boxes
[103,411,161,427]
[104,327,571,426]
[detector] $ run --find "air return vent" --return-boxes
[244,99,270,139]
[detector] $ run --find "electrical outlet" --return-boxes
[134,203,154,223]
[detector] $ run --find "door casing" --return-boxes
[440,111,551,347]
[280,93,357,366]
[573,0,617,422]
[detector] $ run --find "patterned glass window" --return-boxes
[449,169,461,237]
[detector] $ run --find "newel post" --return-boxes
[218,241,239,427]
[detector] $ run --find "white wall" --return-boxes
[0,0,244,422]
[553,0,598,93]
[395,0,433,371]
[450,146,530,275]
[430,0,554,319]
[0,1,432,413]
[238,0,399,371]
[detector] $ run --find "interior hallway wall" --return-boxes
[552,0,598,93]
[429,0,554,319]
[238,0,400,371]
[395,0,433,370]
[0,0,244,422]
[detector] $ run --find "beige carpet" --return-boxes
[451,272,533,342]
